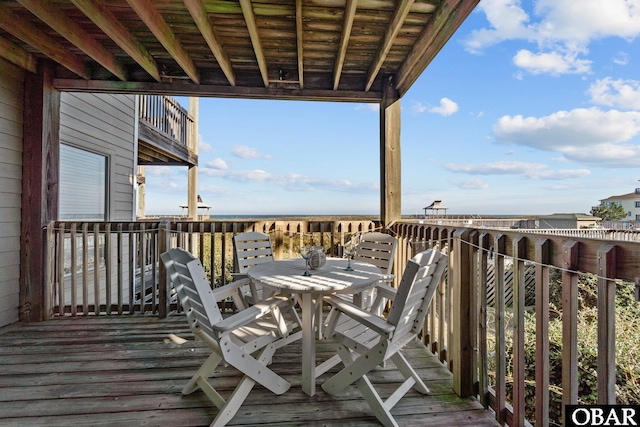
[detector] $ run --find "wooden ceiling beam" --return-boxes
[0,34,36,73]
[184,0,235,86]
[333,0,358,90]
[70,0,160,82]
[53,78,383,103]
[295,0,304,89]
[0,5,89,79]
[126,0,200,84]
[396,0,479,95]
[17,0,126,80]
[239,0,269,87]
[364,0,415,91]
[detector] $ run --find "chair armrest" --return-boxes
[211,278,250,301]
[373,283,397,300]
[213,295,291,332]
[324,295,395,336]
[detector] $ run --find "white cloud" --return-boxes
[512,49,592,75]
[444,160,590,180]
[464,0,640,76]
[451,178,490,189]
[411,102,428,114]
[207,158,228,170]
[200,166,377,193]
[613,51,629,65]
[355,103,379,112]
[428,98,459,116]
[588,78,640,110]
[198,134,213,152]
[493,107,640,167]
[231,145,272,159]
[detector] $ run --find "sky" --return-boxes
[144,0,640,217]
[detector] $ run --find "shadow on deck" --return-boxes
[0,315,499,426]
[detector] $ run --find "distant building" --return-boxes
[537,213,600,229]
[423,200,448,217]
[599,188,640,221]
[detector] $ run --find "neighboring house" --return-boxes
[600,188,640,221]
[537,213,601,229]
[0,56,196,327]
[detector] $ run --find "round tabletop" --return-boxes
[247,258,382,294]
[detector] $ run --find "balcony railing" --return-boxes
[44,217,640,426]
[138,95,193,148]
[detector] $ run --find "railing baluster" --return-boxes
[93,223,100,316]
[117,223,123,315]
[562,241,579,411]
[105,223,111,315]
[535,238,551,427]
[597,244,617,404]
[57,222,66,315]
[512,236,526,427]
[478,233,491,408]
[70,223,77,316]
[494,233,507,426]
[82,222,89,315]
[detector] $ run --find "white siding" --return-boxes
[0,59,24,327]
[59,93,136,221]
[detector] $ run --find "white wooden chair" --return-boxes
[353,232,397,309]
[232,231,274,303]
[161,247,301,427]
[321,248,448,427]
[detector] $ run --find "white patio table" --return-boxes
[247,258,381,396]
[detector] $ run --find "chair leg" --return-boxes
[356,375,399,427]
[390,351,430,394]
[210,376,256,427]
[321,342,386,395]
[183,352,223,395]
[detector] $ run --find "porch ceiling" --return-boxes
[0,0,479,102]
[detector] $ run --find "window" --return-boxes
[59,144,107,220]
[636,201,640,208]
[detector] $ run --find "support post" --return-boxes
[379,75,401,228]
[20,60,60,322]
[187,97,199,221]
[451,228,474,397]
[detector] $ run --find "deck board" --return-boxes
[0,315,499,427]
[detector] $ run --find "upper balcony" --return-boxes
[137,95,197,167]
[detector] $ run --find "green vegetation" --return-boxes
[590,201,627,221]
[489,270,640,426]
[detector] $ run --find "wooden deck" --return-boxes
[0,315,499,427]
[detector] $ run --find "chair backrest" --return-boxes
[386,249,448,340]
[161,247,223,340]
[233,232,274,274]
[354,232,397,275]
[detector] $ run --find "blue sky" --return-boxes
[144,0,640,217]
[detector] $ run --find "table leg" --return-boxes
[301,293,317,396]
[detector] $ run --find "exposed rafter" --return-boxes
[0,34,36,73]
[184,0,235,86]
[17,0,126,81]
[0,5,89,79]
[239,0,269,87]
[126,0,200,84]
[70,0,161,82]
[365,0,415,91]
[333,0,358,91]
[397,0,479,95]
[295,0,304,89]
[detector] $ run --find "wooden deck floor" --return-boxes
[0,315,499,427]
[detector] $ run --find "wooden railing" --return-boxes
[45,217,640,425]
[138,95,193,147]
[46,219,377,317]
[390,220,640,427]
